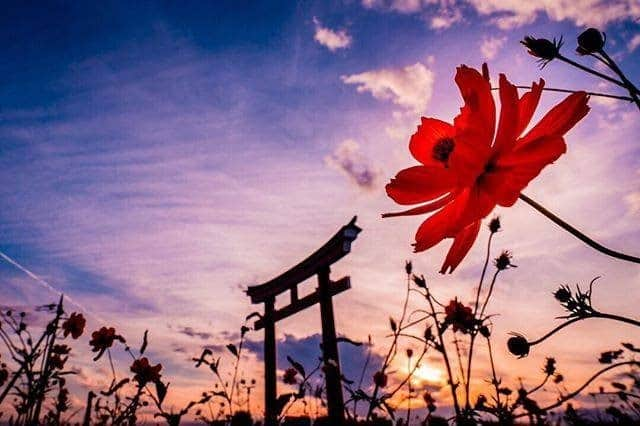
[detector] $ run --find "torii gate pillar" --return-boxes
[247,217,361,426]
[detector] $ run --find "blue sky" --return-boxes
[1,0,640,418]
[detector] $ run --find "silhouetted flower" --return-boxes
[383,65,588,273]
[373,371,388,388]
[62,313,86,339]
[554,374,564,383]
[544,357,556,375]
[576,28,605,55]
[283,367,298,385]
[445,299,474,333]
[52,344,71,355]
[488,216,501,233]
[494,251,515,270]
[475,394,487,410]
[50,354,67,370]
[406,348,414,358]
[130,357,162,385]
[89,327,125,360]
[554,287,572,303]
[507,334,530,358]
[521,36,563,67]
[405,261,413,275]
[423,391,436,412]
[599,349,623,364]
[479,325,491,338]
[412,274,427,289]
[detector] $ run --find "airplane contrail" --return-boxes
[0,250,106,323]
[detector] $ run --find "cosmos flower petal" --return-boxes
[439,220,481,274]
[413,188,493,252]
[516,79,545,136]
[491,74,520,156]
[487,135,566,206]
[385,165,456,205]
[382,192,457,218]
[453,65,496,149]
[409,118,455,166]
[520,92,590,143]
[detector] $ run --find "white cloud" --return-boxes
[628,34,640,52]
[313,17,352,51]
[325,139,382,190]
[625,191,640,215]
[363,0,639,29]
[341,61,435,114]
[429,6,463,29]
[480,35,507,59]
[467,0,640,29]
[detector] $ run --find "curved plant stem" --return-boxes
[514,361,640,418]
[519,193,640,264]
[529,313,640,347]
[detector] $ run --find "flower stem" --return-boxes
[596,49,640,111]
[491,86,633,102]
[557,54,629,90]
[519,193,640,264]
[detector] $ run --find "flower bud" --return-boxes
[488,216,501,233]
[412,274,427,289]
[553,287,571,303]
[405,261,413,275]
[373,371,388,388]
[576,28,605,55]
[507,334,530,358]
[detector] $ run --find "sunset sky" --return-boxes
[1,0,640,420]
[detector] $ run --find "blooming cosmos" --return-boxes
[383,65,589,273]
[130,357,163,385]
[62,312,86,339]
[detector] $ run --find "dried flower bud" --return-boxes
[373,371,388,388]
[544,357,557,375]
[488,216,501,233]
[405,261,413,275]
[553,287,571,303]
[412,274,427,289]
[507,334,530,358]
[576,28,605,55]
[494,251,515,271]
[479,326,491,338]
[389,317,397,332]
[521,36,563,68]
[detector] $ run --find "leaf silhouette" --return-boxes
[226,344,239,358]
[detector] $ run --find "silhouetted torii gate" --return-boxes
[246,217,361,426]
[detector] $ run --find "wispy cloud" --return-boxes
[628,34,640,52]
[361,0,639,29]
[313,17,352,51]
[480,35,507,60]
[325,139,382,190]
[341,60,435,114]
[467,0,639,29]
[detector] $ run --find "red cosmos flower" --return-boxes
[130,357,162,385]
[444,299,474,333]
[62,312,86,339]
[384,65,589,273]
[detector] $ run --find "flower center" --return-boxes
[432,138,455,165]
